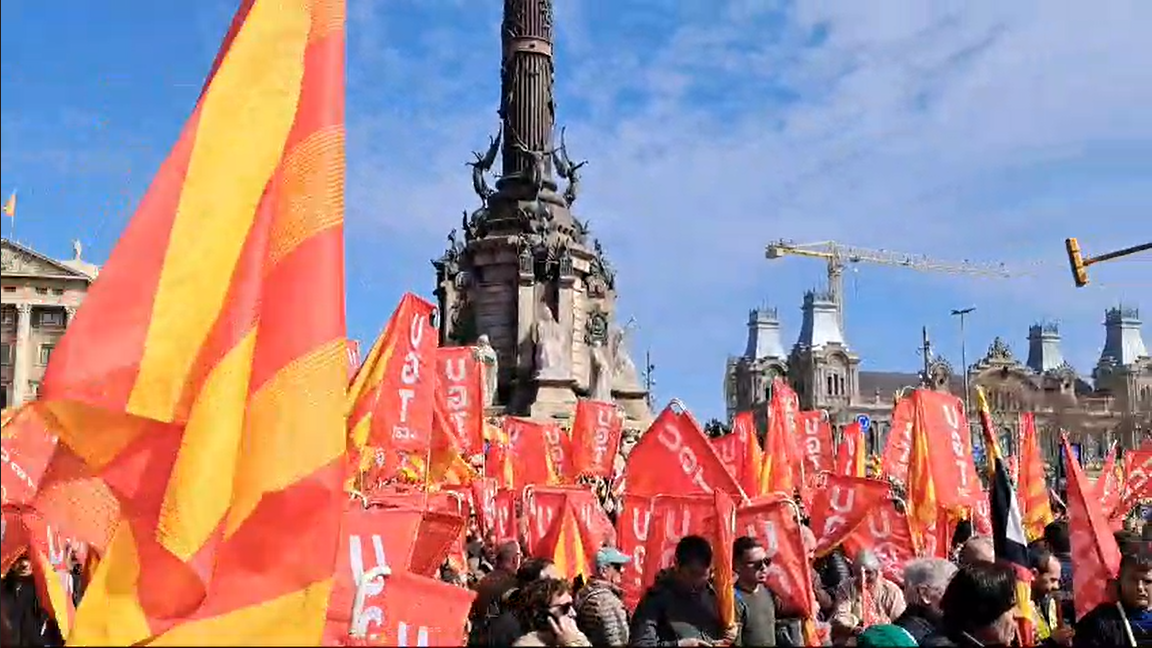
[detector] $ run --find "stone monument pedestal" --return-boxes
[613,387,653,428]
[530,376,579,422]
[430,0,652,430]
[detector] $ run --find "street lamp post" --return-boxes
[951,307,976,417]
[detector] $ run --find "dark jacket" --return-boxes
[1054,553,1076,623]
[468,571,518,647]
[629,569,725,647]
[1073,602,1151,648]
[485,608,524,648]
[816,552,853,593]
[894,603,944,644]
[0,576,63,648]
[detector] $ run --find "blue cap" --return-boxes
[596,546,631,570]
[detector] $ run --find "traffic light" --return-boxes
[1065,237,1089,287]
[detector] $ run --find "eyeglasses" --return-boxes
[551,602,574,616]
[743,558,771,570]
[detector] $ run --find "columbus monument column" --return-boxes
[432,0,651,428]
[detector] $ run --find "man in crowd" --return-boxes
[1044,520,1076,623]
[923,561,1020,647]
[629,535,734,647]
[829,549,906,641]
[1074,546,1152,647]
[575,547,631,647]
[1031,547,1073,646]
[467,527,496,583]
[479,558,562,647]
[957,535,995,567]
[732,536,776,647]
[894,557,955,643]
[0,554,63,647]
[469,540,524,642]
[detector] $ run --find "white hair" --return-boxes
[903,558,957,603]
[855,549,881,571]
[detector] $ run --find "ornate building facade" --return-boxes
[725,293,1151,462]
[1,238,99,408]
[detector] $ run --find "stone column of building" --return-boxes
[12,303,32,404]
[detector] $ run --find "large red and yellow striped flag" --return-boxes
[39,0,348,643]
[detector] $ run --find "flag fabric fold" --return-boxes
[39,0,349,643]
[1061,436,1122,621]
[1016,412,1054,541]
[347,293,438,490]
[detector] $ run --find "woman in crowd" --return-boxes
[512,578,592,647]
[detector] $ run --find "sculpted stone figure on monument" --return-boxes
[589,340,614,402]
[610,322,641,390]
[533,302,568,379]
[474,334,498,407]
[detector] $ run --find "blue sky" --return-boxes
[2,0,1149,420]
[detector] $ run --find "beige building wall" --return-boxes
[0,238,99,409]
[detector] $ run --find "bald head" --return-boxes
[495,540,522,570]
[800,525,817,562]
[958,536,995,567]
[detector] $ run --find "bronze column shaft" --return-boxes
[500,0,555,179]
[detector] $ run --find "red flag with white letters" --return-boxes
[570,399,625,479]
[736,496,816,618]
[807,474,890,557]
[843,498,916,586]
[434,347,484,457]
[623,402,743,500]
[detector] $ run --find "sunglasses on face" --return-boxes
[743,558,770,570]
[551,602,574,616]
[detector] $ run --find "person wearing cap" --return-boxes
[857,624,918,648]
[575,546,631,647]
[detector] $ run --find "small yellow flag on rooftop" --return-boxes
[1,191,15,218]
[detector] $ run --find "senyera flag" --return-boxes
[37,0,350,643]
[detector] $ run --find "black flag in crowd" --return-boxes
[975,389,1032,569]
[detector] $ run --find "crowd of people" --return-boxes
[454,511,1152,647]
[2,503,1149,646]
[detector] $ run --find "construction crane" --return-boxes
[765,240,1015,330]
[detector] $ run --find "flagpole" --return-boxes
[3,189,16,243]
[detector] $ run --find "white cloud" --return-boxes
[347,0,1152,416]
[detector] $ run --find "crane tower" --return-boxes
[765,240,1015,330]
